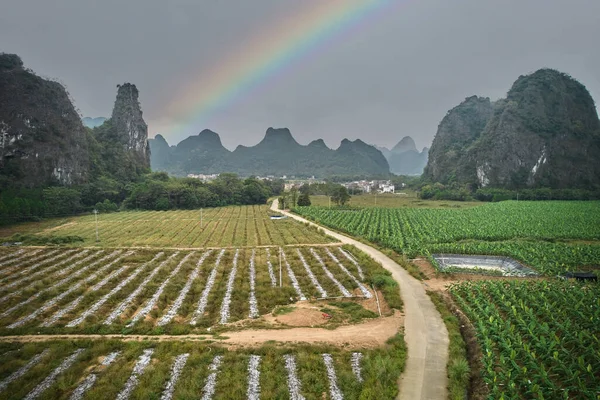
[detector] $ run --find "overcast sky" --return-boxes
[2,0,599,151]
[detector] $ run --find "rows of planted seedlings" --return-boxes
[0,246,380,334]
[0,342,373,400]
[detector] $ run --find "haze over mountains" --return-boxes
[149,128,391,178]
[376,136,429,176]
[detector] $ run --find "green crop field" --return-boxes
[450,280,600,399]
[0,246,399,335]
[0,205,334,248]
[0,337,406,400]
[310,192,481,209]
[296,201,600,275]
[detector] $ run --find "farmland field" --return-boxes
[309,192,481,209]
[0,205,334,247]
[0,246,398,335]
[0,337,406,400]
[296,201,600,275]
[450,280,600,399]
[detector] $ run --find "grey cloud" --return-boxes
[2,0,598,151]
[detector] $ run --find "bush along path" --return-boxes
[272,199,449,400]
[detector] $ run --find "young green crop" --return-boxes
[449,280,600,399]
[295,201,600,275]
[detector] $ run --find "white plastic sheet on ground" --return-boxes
[200,355,223,400]
[190,249,225,325]
[69,351,120,400]
[24,348,84,400]
[128,251,193,326]
[246,355,261,400]
[160,353,190,400]
[0,349,50,392]
[322,353,344,400]
[116,348,154,400]
[159,250,212,326]
[219,249,239,324]
[281,250,306,301]
[284,354,305,400]
[351,352,364,382]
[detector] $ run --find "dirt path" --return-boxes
[272,199,448,400]
[0,312,402,347]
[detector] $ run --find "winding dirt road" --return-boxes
[272,199,449,400]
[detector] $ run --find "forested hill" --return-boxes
[149,127,391,178]
[424,69,600,189]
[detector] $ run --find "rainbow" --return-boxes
[166,0,392,136]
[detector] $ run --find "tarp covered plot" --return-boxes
[432,254,538,277]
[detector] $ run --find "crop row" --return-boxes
[450,280,600,399]
[295,202,600,275]
[0,339,407,400]
[0,246,376,334]
[10,205,335,247]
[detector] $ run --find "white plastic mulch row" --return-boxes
[68,253,164,327]
[160,353,190,400]
[69,351,121,400]
[0,250,97,307]
[104,252,177,325]
[127,251,193,327]
[0,249,60,279]
[295,248,327,298]
[248,249,259,319]
[23,348,84,400]
[0,348,50,392]
[322,353,344,400]
[309,248,352,298]
[115,348,154,400]
[91,263,131,291]
[247,354,261,400]
[265,247,277,286]
[190,249,225,325]
[200,355,223,400]
[281,250,306,301]
[8,251,134,328]
[0,249,25,264]
[0,249,80,289]
[158,250,212,326]
[351,352,364,382]
[325,248,372,299]
[0,249,42,268]
[42,263,133,327]
[284,354,306,400]
[338,248,365,280]
[219,249,239,324]
[0,250,115,317]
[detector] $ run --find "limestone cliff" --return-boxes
[472,69,600,189]
[424,70,600,189]
[111,83,150,168]
[423,96,493,184]
[0,54,89,187]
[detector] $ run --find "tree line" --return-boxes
[0,173,283,225]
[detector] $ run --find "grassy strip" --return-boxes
[341,245,403,311]
[427,291,470,400]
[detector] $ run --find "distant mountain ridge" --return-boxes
[149,127,390,178]
[376,136,428,175]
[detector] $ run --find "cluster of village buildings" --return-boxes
[186,173,403,194]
